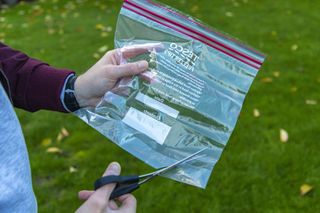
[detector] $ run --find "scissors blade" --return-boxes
[153,147,208,176]
[138,147,209,185]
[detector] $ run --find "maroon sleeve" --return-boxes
[0,42,75,112]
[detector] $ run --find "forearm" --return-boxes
[0,42,74,112]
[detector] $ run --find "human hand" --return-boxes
[74,46,152,108]
[76,162,136,213]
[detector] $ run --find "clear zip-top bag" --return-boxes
[76,0,266,188]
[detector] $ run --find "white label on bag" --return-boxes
[122,107,171,145]
[135,92,179,118]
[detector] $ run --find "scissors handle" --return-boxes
[110,183,140,200]
[94,175,139,190]
[94,175,140,200]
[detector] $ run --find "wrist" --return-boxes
[63,75,80,112]
[74,75,90,108]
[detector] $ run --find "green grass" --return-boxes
[1,0,320,212]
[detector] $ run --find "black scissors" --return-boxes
[94,147,208,200]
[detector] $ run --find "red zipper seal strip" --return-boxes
[123,2,261,69]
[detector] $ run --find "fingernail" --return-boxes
[138,60,148,69]
[108,162,120,174]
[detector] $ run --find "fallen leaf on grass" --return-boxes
[60,12,67,19]
[57,127,70,142]
[105,26,113,32]
[21,23,29,28]
[95,23,105,30]
[98,45,108,53]
[305,99,317,105]
[261,77,273,83]
[75,27,84,33]
[225,11,234,17]
[5,23,13,29]
[300,184,314,196]
[253,108,260,117]
[99,4,107,10]
[291,87,298,92]
[93,53,100,59]
[271,31,277,37]
[47,28,55,35]
[41,138,52,147]
[233,2,239,7]
[46,147,63,154]
[95,24,112,32]
[190,5,199,13]
[18,10,26,16]
[280,129,289,143]
[69,166,78,173]
[273,71,280,78]
[44,15,53,23]
[100,32,109,37]
[0,32,5,40]
[291,44,299,51]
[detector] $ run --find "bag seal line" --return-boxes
[124,0,263,66]
[122,4,260,70]
[145,0,266,59]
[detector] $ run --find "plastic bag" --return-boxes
[75,0,265,188]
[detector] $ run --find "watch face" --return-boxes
[64,76,79,111]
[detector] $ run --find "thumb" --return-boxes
[109,60,148,79]
[87,162,121,207]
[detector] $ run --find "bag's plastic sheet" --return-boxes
[75,0,265,188]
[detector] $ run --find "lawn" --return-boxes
[1,0,320,212]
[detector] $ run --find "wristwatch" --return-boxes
[64,75,80,112]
